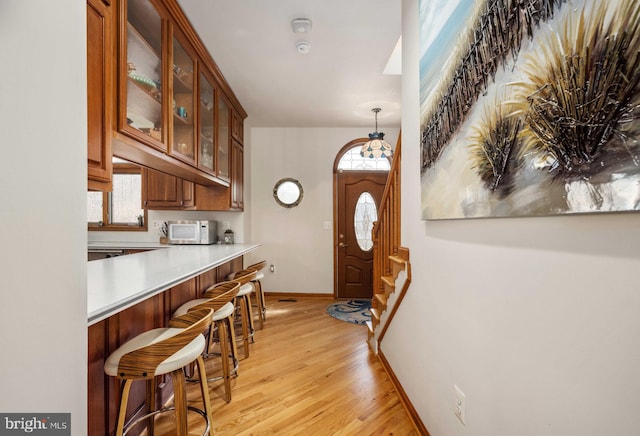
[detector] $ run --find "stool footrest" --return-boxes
[123,405,209,436]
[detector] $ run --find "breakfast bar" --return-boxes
[87,242,260,435]
[88,243,260,325]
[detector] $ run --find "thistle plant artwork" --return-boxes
[419,0,640,219]
[468,96,522,197]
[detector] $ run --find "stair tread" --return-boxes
[365,320,374,334]
[373,293,388,306]
[381,275,395,288]
[389,255,406,266]
[370,307,380,320]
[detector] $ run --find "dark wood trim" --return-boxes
[378,350,430,436]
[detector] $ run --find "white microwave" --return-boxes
[167,220,218,245]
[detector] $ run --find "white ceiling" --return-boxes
[177,0,402,129]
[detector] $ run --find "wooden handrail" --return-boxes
[370,132,410,347]
[372,132,401,299]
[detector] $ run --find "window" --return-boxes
[337,146,391,171]
[88,163,147,230]
[354,192,377,251]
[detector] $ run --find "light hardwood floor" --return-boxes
[152,295,418,435]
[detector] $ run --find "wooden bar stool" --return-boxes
[246,260,267,328]
[227,268,257,358]
[104,308,215,436]
[173,281,241,402]
[202,281,242,378]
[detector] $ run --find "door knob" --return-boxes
[338,242,348,248]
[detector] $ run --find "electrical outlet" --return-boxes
[454,384,466,425]
[270,264,276,273]
[153,221,163,228]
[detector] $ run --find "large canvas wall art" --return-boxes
[419,0,640,219]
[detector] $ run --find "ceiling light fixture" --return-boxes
[361,108,393,159]
[291,18,312,33]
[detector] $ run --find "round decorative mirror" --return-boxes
[273,178,303,208]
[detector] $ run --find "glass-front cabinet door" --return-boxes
[123,0,163,149]
[116,0,243,188]
[198,72,215,174]
[170,30,196,164]
[217,95,230,181]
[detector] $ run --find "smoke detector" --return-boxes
[291,18,312,33]
[296,40,311,54]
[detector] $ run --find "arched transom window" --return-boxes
[337,146,391,171]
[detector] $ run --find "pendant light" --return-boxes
[360,108,393,159]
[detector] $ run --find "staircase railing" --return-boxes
[368,133,410,351]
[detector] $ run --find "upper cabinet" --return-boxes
[232,109,243,142]
[121,0,164,150]
[169,28,197,165]
[231,139,244,209]
[198,71,216,175]
[217,94,231,182]
[144,167,195,209]
[110,0,246,189]
[87,0,114,192]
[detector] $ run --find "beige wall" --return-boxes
[382,1,640,435]
[0,1,88,433]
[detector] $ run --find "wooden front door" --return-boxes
[335,171,388,299]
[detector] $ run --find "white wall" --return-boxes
[249,127,399,294]
[0,2,87,434]
[382,1,640,435]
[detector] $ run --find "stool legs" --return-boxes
[228,313,240,373]
[194,356,215,436]
[201,314,239,402]
[146,379,156,435]
[116,380,134,436]
[172,369,188,434]
[217,319,232,402]
[116,365,214,436]
[237,294,255,358]
[252,280,266,329]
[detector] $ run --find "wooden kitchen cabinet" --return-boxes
[168,26,197,165]
[111,0,247,188]
[87,0,114,192]
[118,0,165,151]
[192,109,243,211]
[144,167,195,209]
[216,94,231,182]
[231,139,244,209]
[144,133,243,212]
[232,109,243,142]
[198,70,216,175]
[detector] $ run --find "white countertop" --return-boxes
[87,243,260,325]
